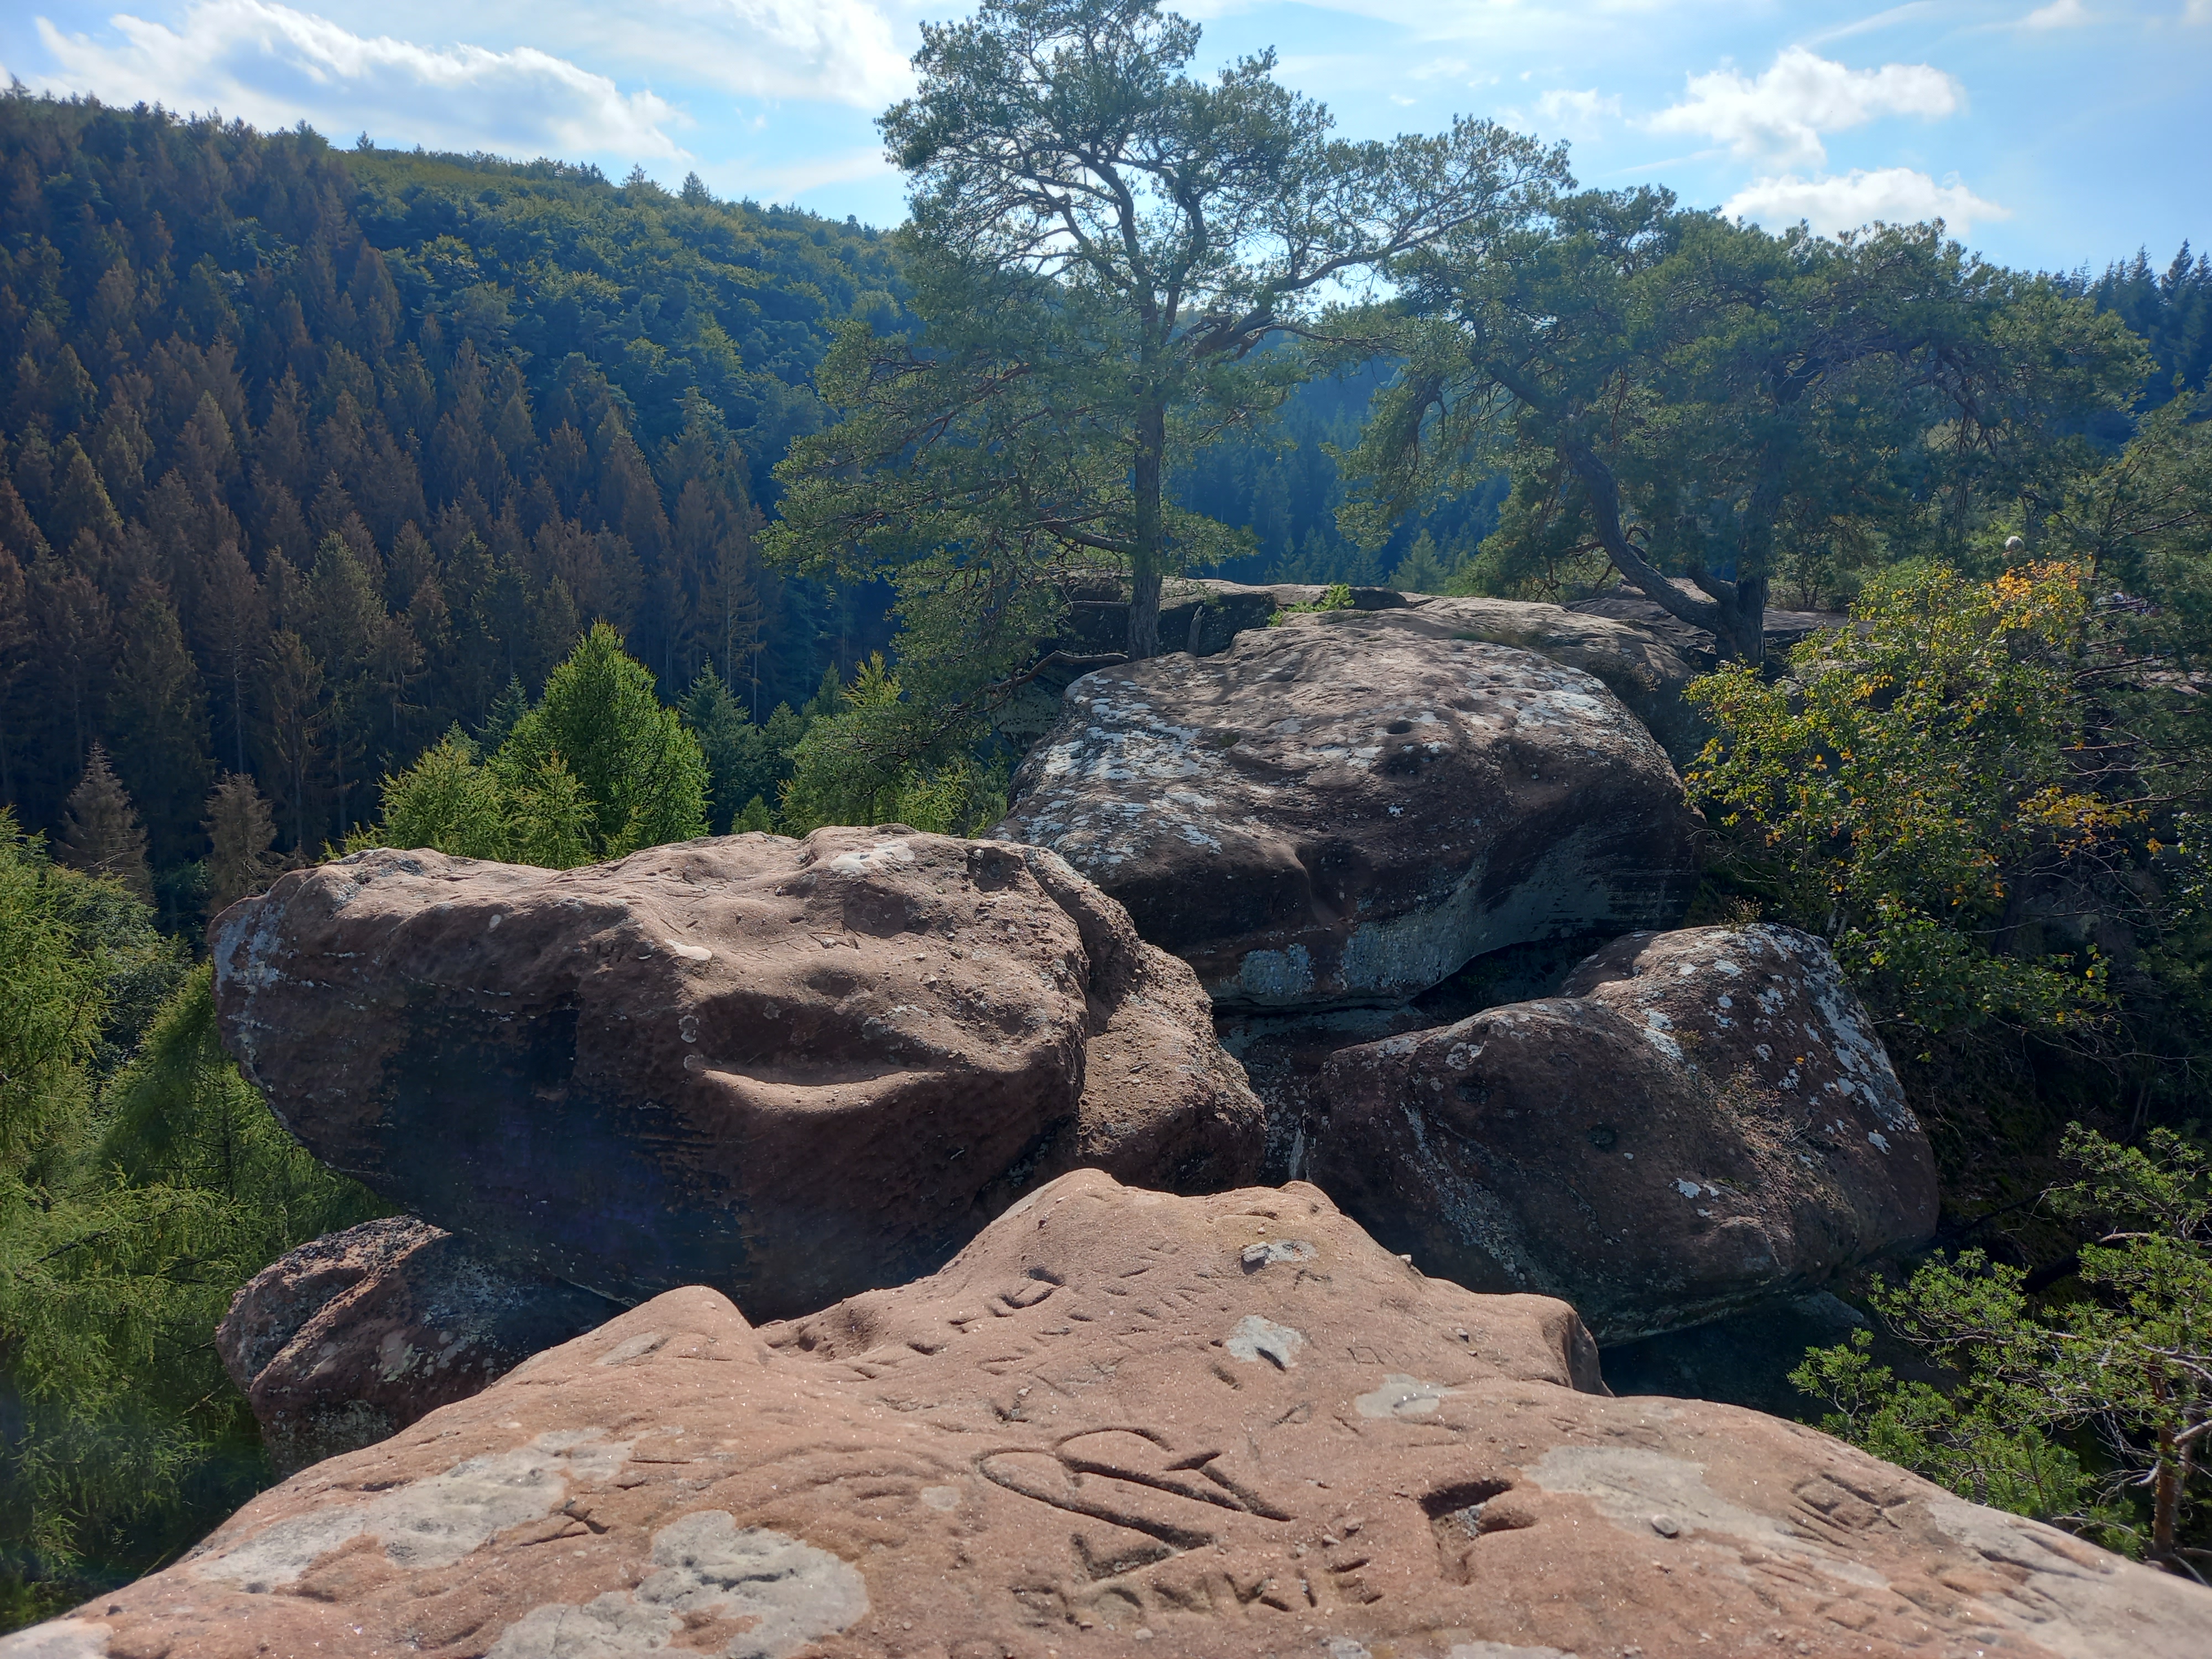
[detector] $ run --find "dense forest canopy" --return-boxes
[0,85,2205,901]
[0,91,906,907]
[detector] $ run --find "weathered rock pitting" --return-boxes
[217,1217,620,1475]
[20,1171,2205,1659]
[212,830,1262,1317]
[995,613,1704,1010]
[1307,924,1939,1341]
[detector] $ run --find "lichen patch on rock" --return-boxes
[995,615,1703,1010]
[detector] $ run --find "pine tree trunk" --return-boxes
[231,660,247,774]
[1723,571,1771,664]
[1127,399,1166,659]
[2153,1422,2180,1564]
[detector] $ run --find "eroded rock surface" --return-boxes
[1307,924,1939,1341]
[1406,596,1705,761]
[217,1217,620,1475]
[212,831,1261,1316]
[1570,577,1845,670]
[995,613,1703,1010]
[24,1172,2204,1659]
[1217,931,1625,1180]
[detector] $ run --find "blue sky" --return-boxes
[3,0,2204,273]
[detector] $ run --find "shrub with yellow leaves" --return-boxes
[1687,561,2123,1036]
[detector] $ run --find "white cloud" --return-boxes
[610,0,911,108]
[1722,167,2010,237]
[2021,0,2094,25]
[1535,86,1623,132]
[1649,46,1964,169]
[28,0,691,158]
[1803,3,1942,48]
[2182,0,2209,19]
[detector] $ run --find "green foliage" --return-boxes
[0,826,380,1621]
[778,656,1009,837]
[370,731,512,860]
[1791,1328,2114,1528]
[1793,1125,2211,1566]
[494,624,709,857]
[0,814,104,1184]
[1267,583,1354,624]
[1347,196,2151,654]
[351,627,705,865]
[1687,562,2122,1035]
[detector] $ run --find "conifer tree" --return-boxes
[194,540,264,776]
[475,674,531,750]
[29,561,114,774]
[0,808,102,1176]
[495,624,708,857]
[681,666,775,834]
[48,439,121,551]
[55,743,152,900]
[106,581,212,862]
[775,0,1563,665]
[301,534,392,832]
[0,546,27,804]
[1389,531,1449,594]
[357,731,513,862]
[201,773,279,917]
[257,630,326,853]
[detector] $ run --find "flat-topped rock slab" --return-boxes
[20,1171,2204,1659]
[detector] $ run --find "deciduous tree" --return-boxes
[1349,195,2147,656]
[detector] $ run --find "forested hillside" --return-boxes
[0,92,901,912]
[3,87,2205,908]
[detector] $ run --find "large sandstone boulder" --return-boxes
[218,1217,620,1475]
[1307,924,1939,1342]
[1217,931,1624,1179]
[1005,581,1730,761]
[212,830,1261,1318]
[994,612,1703,1010]
[1406,596,1707,760]
[25,1171,2205,1659]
